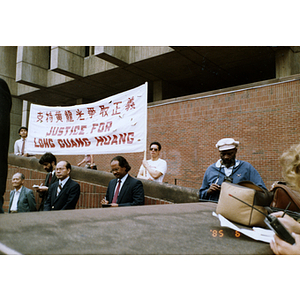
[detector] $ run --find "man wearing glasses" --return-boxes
[199,138,266,202]
[137,141,167,183]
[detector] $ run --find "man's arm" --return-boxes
[142,160,162,180]
[199,170,211,199]
[14,140,21,155]
[137,164,148,179]
[27,189,37,211]
[248,164,267,190]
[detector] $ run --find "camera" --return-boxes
[264,215,295,245]
[223,176,233,183]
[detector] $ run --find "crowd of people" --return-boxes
[2,77,300,255]
[9,128,300,255]
[10,139,168,211]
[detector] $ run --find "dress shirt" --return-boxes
[14,138,34,156]
[215,159,240,177]
[10,186,23,211]
[58,176,70,189]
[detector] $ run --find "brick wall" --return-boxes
[18,78,300,192]
[3,165,172,213]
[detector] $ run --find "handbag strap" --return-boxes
[271,184,300,209]
[237,181,273,206]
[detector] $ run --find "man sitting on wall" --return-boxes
[199,138,267,202]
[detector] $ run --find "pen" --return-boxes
[281,201,292,218]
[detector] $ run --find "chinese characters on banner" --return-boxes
[26,83,148,155]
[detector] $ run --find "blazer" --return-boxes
[106,175,144,206]
[38,172,58,211]
[44,177,80,211]
[9,186,37,213]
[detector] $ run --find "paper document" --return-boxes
[212,212,274,243]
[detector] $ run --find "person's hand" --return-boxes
[110,203,119,207]
[101,198,108,205]
[37,186,48,193]
[33,184,48,193]
[271,212,300,234]
[270,232,300,255]
[207,183,221,195]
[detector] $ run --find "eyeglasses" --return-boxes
[150,148,158,152]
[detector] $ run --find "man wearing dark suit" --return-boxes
[44,161,80,211]
[0,78,12,213]
[9,173,36,213]
[101,156,144,207]
[34,152,58,211]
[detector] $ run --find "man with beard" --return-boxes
[34,152,58,211]
[199,138,266,202]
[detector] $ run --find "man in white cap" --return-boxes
[199,138,266,202]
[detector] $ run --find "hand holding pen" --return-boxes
[207,178,221,195]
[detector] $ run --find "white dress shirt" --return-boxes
[10,186,23,211]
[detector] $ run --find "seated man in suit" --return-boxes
[9,172,36,213]
[101,156,144,207]
[44,161,80,211]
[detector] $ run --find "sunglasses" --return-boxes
[150,148,158,151]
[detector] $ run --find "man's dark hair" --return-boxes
[39,152,57,165]
[18,126,28,134]
[111,156,131,172]
[65,161,72,171]
[150,141,162,151]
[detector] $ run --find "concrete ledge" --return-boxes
[0,202,273,254]
[8,154,199,204]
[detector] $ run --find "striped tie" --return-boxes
[57,183,62,196]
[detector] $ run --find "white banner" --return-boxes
[27,83,148,155]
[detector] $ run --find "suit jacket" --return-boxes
[44,177,80,211]
[38,172,58,211]
[106,175,144,206]
[9,186,37,213]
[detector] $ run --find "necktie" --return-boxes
[57,183,62,196]
[21,139,25,155]
[48,173,52,184]
[112,180,121,203]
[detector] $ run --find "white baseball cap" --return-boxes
[216,138,239,151]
